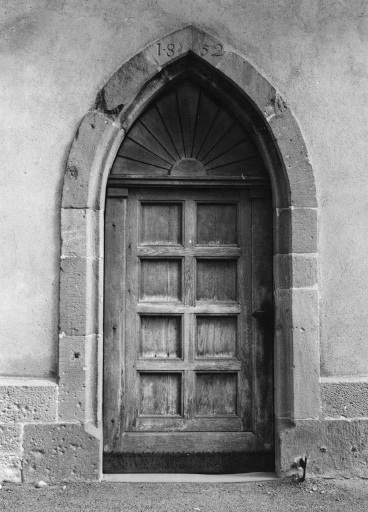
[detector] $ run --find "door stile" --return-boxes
[237,190,253,432]
[184,198,196,423]
[251,195,274,448]
[125,193,140,433]
[103,195,127,451]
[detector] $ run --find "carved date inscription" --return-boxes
[156,42,224,59]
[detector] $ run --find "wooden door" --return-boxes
[104,186,274,473]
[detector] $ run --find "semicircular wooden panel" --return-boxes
[111,80,267,178]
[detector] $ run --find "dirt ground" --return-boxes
[1,477,368,511]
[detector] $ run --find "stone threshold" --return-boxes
[103,472,278,483]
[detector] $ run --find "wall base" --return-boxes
[278,419,368,478]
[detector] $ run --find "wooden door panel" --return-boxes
[140,202,183,245]
[196,316,237,358]
[139,373,182,416]
[196,203,238,245]
[196,259,238,302]
[195,373,238,416]
[139,315,182,359]
[140,259,182,302]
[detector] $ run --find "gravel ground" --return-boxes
[1,477,368,511]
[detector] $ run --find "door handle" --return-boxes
[252,310,272,319]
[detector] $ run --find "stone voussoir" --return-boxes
[268,110,317,208]
[102,48,159,113]
[216,52,276,119]
[62,112,119,209]
[61,208,100,260]
[191,27,228,68]
[147,26,193,68]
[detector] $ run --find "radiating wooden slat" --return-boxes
[196,108,234,162]
[119,138,172,170]
[202,124,248,165]
[156,91,185,158]
[205,140,257,170]
[192,94,219,159]
[176,83,200,158]
[206,157,267,177]
[140,106,181,161]
[128,121,176,165]
[111,156,169,176]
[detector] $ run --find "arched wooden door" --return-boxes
[103,76,274,473]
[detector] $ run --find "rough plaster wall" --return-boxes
[0,1,367,377]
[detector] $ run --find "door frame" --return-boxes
[60,26,319,478]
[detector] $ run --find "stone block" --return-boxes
[216,52,276,119]
[292,254,318,288]
[62,112,120,209]
[0,380,57,423]
[268,110,317,208]
[291,208,318,253]
[0,455,22,483]
[58,336,87,422]
[61,209,100,259]
[279,419,368,478]
[59,257,99,336]
[0,424,21,454]
[23,423,99,483]
[322,381,368,418]
[147,26,193,68]
[58,335,98,423]
[191,27,227,68]
[274,254,318,289]
[276,208,317,254]
[274,289,320,420]
[291,289,320,419]
[103,49,159,112]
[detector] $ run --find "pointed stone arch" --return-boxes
[59,25,319,477]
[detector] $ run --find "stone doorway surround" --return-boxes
[1,26,323,482]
